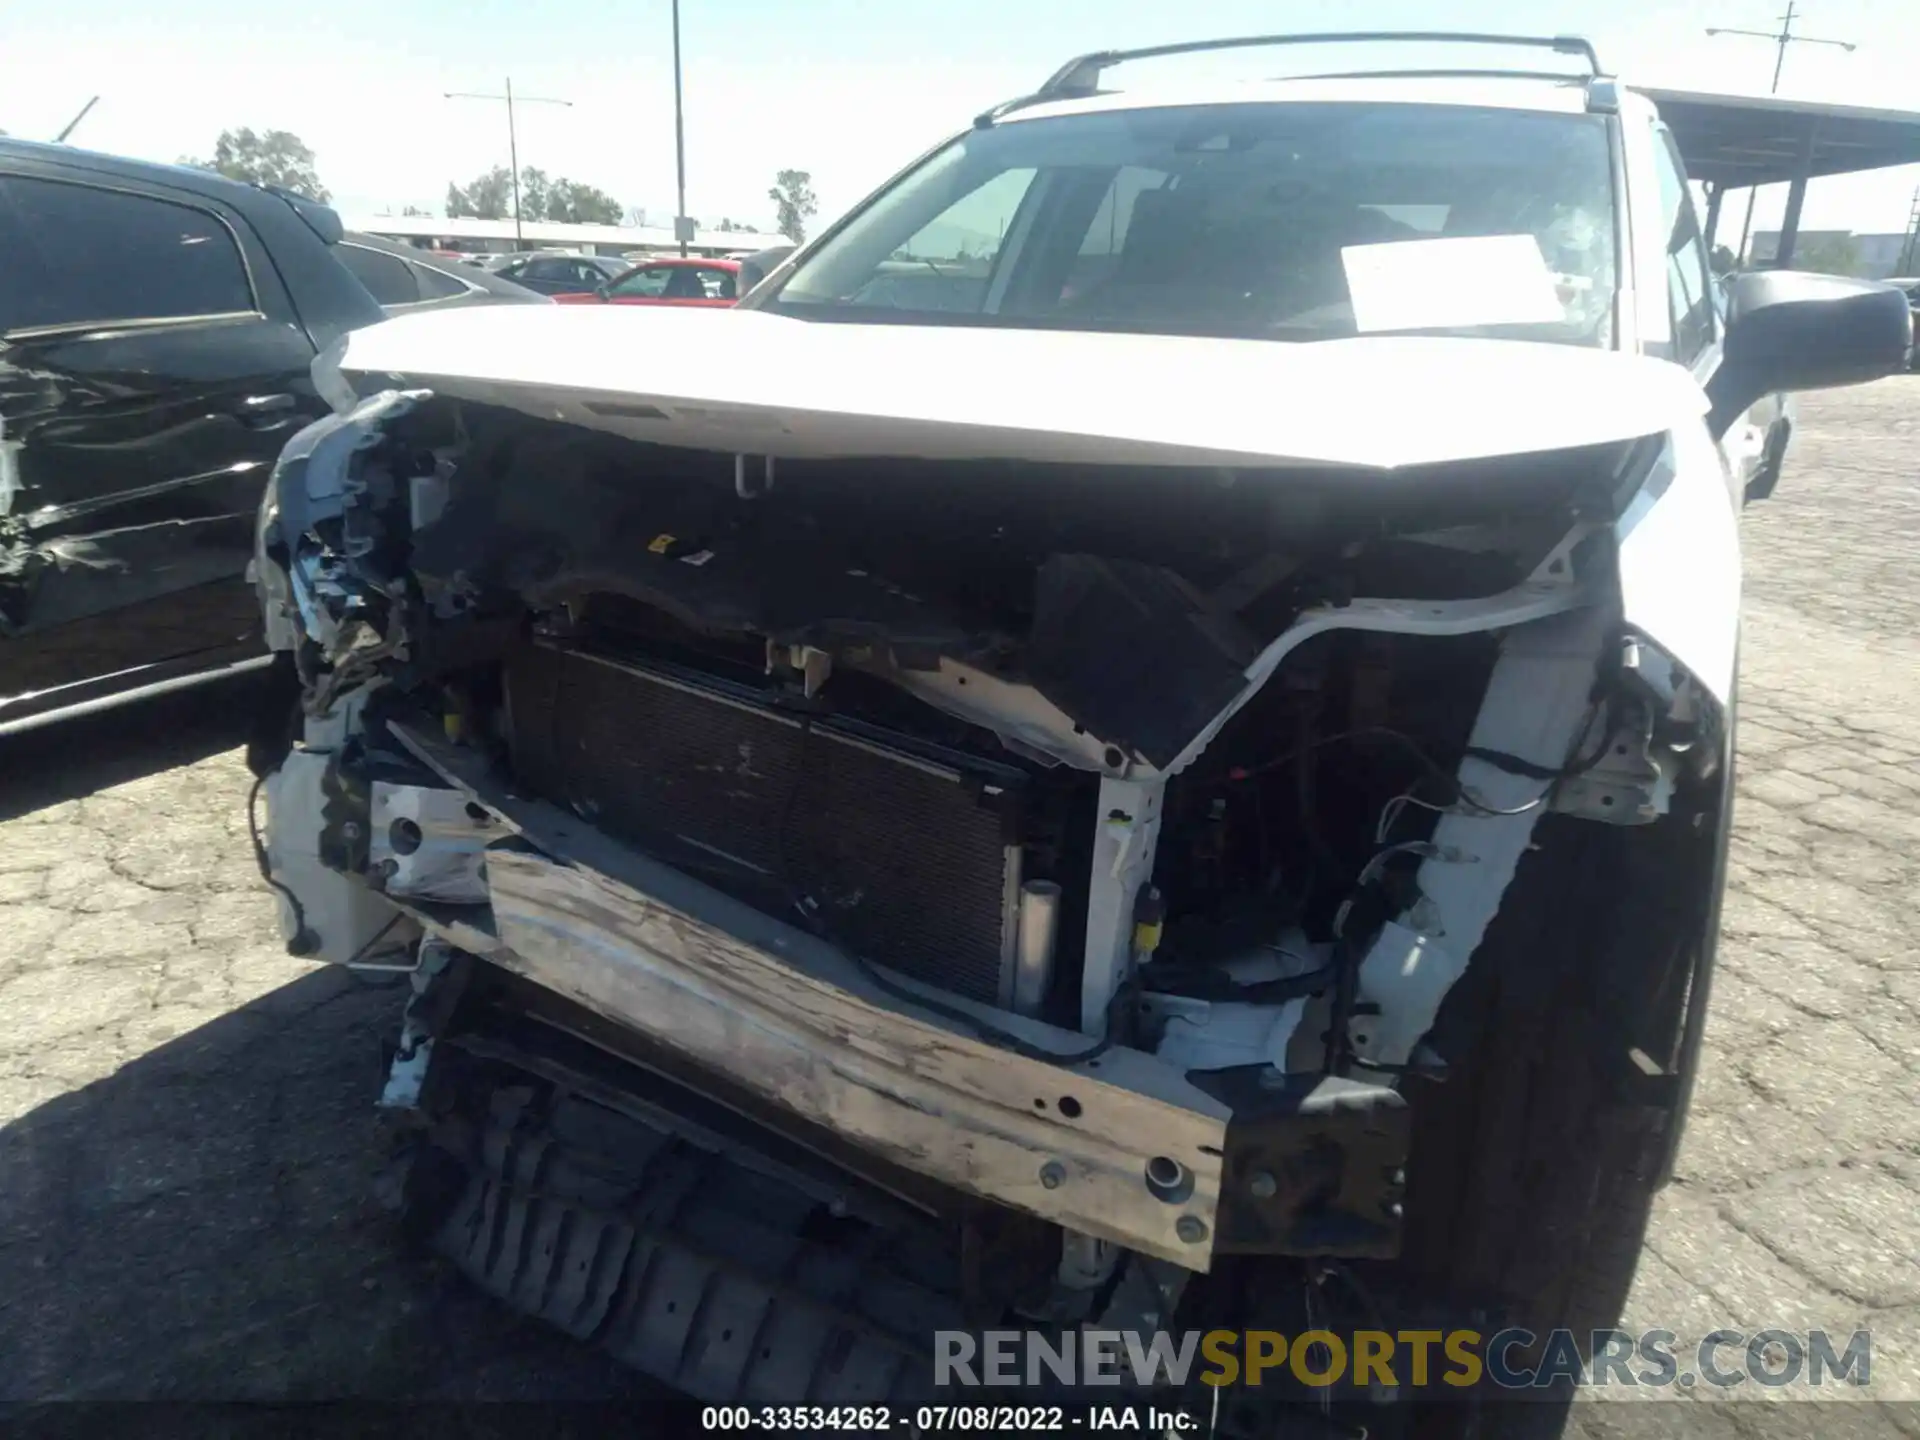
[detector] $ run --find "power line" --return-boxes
[1706,2,1856,263]
[445,78,573,247]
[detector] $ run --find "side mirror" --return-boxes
[1707,270,1913,437]
[594,283,611,301]
[737,245,797,295]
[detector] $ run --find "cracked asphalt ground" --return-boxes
[0,688,673,1415]
[2,380,1917,1432]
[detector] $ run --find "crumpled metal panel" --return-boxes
[253,388,431,655]
[369,781,507,904]
[429,1085,958,1405]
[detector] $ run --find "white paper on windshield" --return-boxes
[1341,235,1566,333]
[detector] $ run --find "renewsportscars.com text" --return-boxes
[935,1328,1872,1391]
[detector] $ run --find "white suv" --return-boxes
[251,32,1912,1433]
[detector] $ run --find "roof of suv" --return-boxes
[998,73,1600,126]
[0,136,308,209]
[978,32,1638,131]
[0,136,383,346]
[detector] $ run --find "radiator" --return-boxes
[503,641,1025,1007]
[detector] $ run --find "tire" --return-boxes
[1397,733,1733,1436]
[1745,420,1791,503]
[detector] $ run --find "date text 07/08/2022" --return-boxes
[700,1404,1198,1432]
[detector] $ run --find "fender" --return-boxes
[1612,420,1741,709]
[1658,640,1737,1184]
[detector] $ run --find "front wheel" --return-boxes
[1398,735,1732,1436]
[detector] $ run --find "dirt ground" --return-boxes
[2,379,1919,1434]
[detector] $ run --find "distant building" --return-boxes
[345,214,787,260]
[1750,229,1916,277]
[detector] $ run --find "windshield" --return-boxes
[765,101,1618,347]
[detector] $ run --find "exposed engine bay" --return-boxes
[250,380,1721,1351]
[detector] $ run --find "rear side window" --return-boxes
[869,167,1038,313]
[612,266,674,297]
[662,266,713,300]
[337,243,420,306]
[0,175,254,331]
[1067,166,1170,299]
[413,262,470,300]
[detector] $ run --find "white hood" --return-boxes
[330,304,1708,470]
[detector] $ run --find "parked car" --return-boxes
[488,252,626,296]
[0,138,385,737]
[334,232,551,316]
[250,34,1911,1429]
[551,255,741,307]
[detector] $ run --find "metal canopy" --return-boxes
[1638,87,1920,188]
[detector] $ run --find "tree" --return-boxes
[447,166,513,220]
[401,204,431,218]
[768,169,818,243]
[447,165,622,224]
[182,128,329,202]
[1792,233,1864,278]
[517,167,554,221]
[544,179,623,225]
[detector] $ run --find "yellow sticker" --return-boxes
[647,533,675,554]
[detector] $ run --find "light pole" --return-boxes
[445,78,573,248]
[1707,2,1855,263]
[672,0,690,256]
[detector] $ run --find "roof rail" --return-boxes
[974,33,1610,128]
[1290,66,1622,113]
[1037,33,1602,96]
[1294,67,1591,85]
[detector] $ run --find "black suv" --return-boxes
[0,139,385,736]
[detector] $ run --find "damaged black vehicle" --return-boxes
[0,138,384,737]
[247,35,1912,1438]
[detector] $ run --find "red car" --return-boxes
[553,256,741,308]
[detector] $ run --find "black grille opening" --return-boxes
[504,641,1024,1006]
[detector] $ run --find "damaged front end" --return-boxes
[249,349,1731,1399]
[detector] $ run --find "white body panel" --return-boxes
[329,305,1708,470]
[1615,423,1743,706]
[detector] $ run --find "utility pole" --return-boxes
[445,78,573,248]
[1899,185,1920,276]
[672,0,691,256]
[1707,2,1855,264]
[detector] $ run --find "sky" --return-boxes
[3,0,1916,239]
